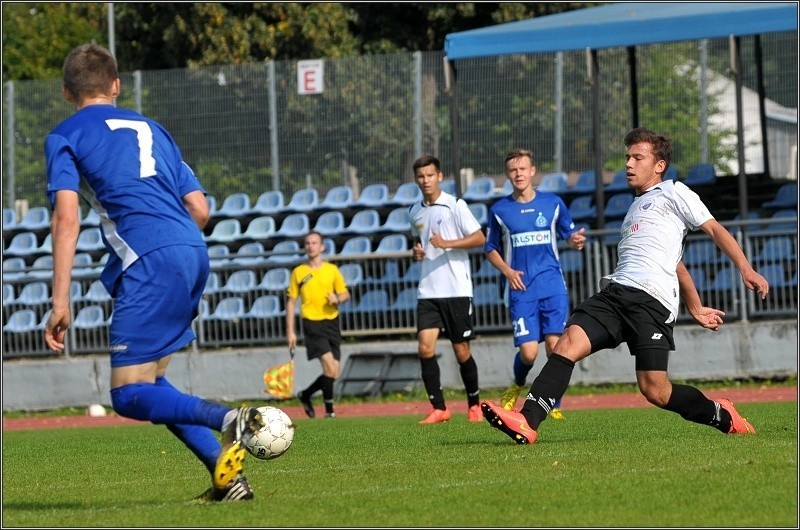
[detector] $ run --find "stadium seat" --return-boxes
[687,267,708,291]
[206,196,218,216]
[375,234,408,254]
[240,215,277,242]
[231,242,266,267]
[252,190,285,215]
[72,305,107,330]
[600,219,624,244]
[473,259,500,281]
[664,166,679,181]
[757,263,790,288]
[220,270,258,294]
[344,209,381,235]
[207,296,246,321]
[389,287,418,311]
[3,309,38,333]
[5,231,39,259]
[381,207,412,233]
[761,182,797,210]
[729,211,761,237]
[568,195,597,222]
[683,240,724,267]
[2,257,27,281]
[2,283,15,306]
[266,240,302,263]
[16,281,49,306]
[70,280,85,302]
[759,209,797,234]
[313,211,346,236]
[571,170,596,194]
[71,253,97,279]
[204,218,242,245]
[354,183,390,208]
[204,272,222,295]
[365,260,400,286]
[502,179,513,196]
[275,213,310,239]
[605,169,629,192]
[2,208,17,231]
[462,176,497,202]
[340,236,372,256]
[247,295,284,318]
[320,186,355,210]
[259,267,291,293]
[323,238,336,257]
[754,236,796,264]
[284,187,320,213]
[473,281,502,307]
[604,193,634,219]
[207,244,232,268]
[339,263,365,288]
[36,233,53,255]
[353,288,390,312]
[389,182,422,207]
[17,206,50,232]
[683,163,716,186]
[469,202,488,225]
[400,260,421,283]
[708,265,738,293]
[76,227,106,253]
[27,255,54,280]
[559,249,584,274]
[197,298,211,319]
[441,179,457,196]
[213,192,251,219]
[84,280,111,303]
[81,208,101,228]
[537,172,569,194]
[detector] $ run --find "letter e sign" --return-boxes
[297,59,324,95]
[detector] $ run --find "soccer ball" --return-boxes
[242,406,295,460]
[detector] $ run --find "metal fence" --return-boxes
[3,34,797,212]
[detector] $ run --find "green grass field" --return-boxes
[2,401,796,527]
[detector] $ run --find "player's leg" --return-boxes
[442,297,480,421]
[416,299,450,423]
[319,349,339,418]
[501,305,539,411]
[541,294,571,419]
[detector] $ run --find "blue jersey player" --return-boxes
[43,44,263,502]
[484,149,585,417]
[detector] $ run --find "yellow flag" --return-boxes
[263,359,294,399]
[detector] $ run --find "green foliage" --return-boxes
[2,402,796,527]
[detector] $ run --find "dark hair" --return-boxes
[62,44,118,102]
[305,230,324,244]
[504,148,534,167]
[413,155,441,174]
[624,127,672,169]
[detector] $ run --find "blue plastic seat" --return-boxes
[761,182,797,210]
[84,280,111,303]
[375,234,408,254]
[353,288,390,312]
[2,208,17,230]
[5,231,39,258]
[76,227,106,253]
[381,207,412,233]
[559,249,584,274]
[3,309,38,333]
[473,259,500,281]
[758,263,790,288]
[601,220,624,244]
[206,196,218,216]
[247,295,284,318]
[708,265,738,292]
[207,244,231,268]
[571,170,596,194]
[468,202,488,225]
[339,263,365,287]
[252,190,285,215]
[3,257,27,281]
[204,272,221,294]
[390,182,422,207]
[340,236,372,256]
[313,211,346,236]
[389,287,418,311]
[2,283,15,306]
[537,172,569,194]
[664,166,679,181]
[320,186,355,210]
[754,236,796,264]
[16,281,50,306]
[259,267,291,293]
[81,208,101,228]
[207,296,246,320]
[683,163,716,186]
[604,193,634,219]
[687,267,708,291]
[267,240,302,263]
[760,209,797,234]
[345,209,381,235]
[354,183,390,208]
[17,206,50,232]
[220,269,258,293]
[568,195,597,222]
[240,215,276,242]
[72,305,107,329]
[683,240,723,267]
[231,242,266,267]
[27,255,54,280]
[400,260,421,283]
[441,179,457,196]
[275,213,310,239]
[204,218,242,244]
[473,281,502,307]
[462,176,497,202]
[284,188,320,213]
[605,169,629,192]
[214,192,251,218]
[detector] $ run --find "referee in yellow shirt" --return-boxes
[286,230,350,418]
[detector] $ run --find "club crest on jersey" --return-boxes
[640,200,655,211]
[535,211,548,227]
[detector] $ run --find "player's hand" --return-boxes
[44,307,71,353]
[690,306,725,332]
[412,241,425,261]
[742,269,769,299]
[569,228,586,250]
[429,232,446,249]
[506,269,526,291]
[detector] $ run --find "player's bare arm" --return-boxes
[699,219,769,299]
[183,190,211,229]
[45,190,81,352]
[677,260,724,332]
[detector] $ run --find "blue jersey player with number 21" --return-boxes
[43,43,264,503]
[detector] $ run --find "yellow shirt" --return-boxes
[286,261,347,321]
